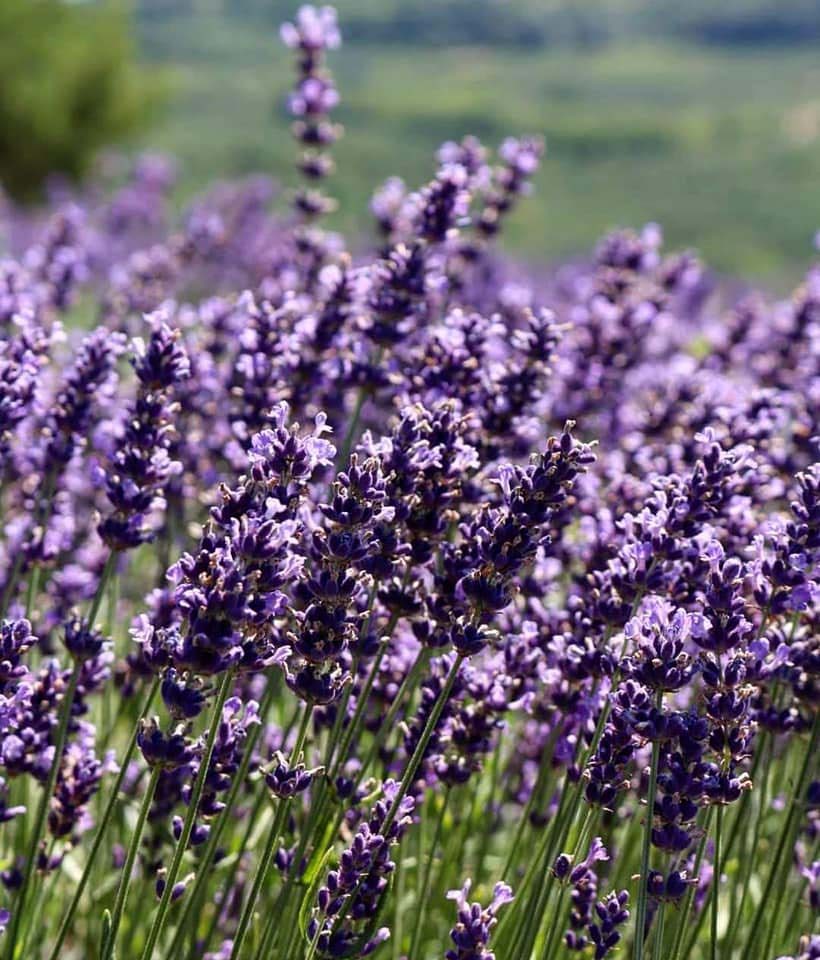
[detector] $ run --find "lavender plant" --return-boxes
[0,6,818,960]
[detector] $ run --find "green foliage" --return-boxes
[0,0,162,201]
[137,0,820,50]
[135,9,820,286]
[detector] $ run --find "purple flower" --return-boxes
[445,879,513,960]
[306,779,414,957]
[0,620,35,692]
[97,317,189,551]
[280,6,341,52]
[264,750,321,799]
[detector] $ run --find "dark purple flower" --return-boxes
[445,879,513,960]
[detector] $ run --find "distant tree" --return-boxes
[0,0,161,201]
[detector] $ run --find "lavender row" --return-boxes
[0,6,818,959]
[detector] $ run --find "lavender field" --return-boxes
[0,6,818,959]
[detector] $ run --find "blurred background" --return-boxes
[3,0,820,287]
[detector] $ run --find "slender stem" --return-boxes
[265,877,303,959]
[537,805,596,960]
[229,704,313,960]
[170,679,277,958]
[19,837,57,957]
[669,807,713,960]
[356,645,428,783]
[229,800,290,960]
[754,711,819,960]
[634,699,663,960]
[101,765,162,960]
[653,901,666,960]
[497,787,570,954]
[321,654,463,950]
[24,565,42,619]
[724,735,771,956]
[199,785,270,960]
[323,584,378,772]
[501,724,561,882]
[392,835,408,960]
[382,654,463,838]
[227,705,302,960]
[540,885,568,960]
[496,696,612,954]
[5,661,82,960]
[711,804,723,960]
[138,669,236,960]
[473,740,503,886]
[784,837,820,944]
[282,604,399,918]
[329,632,391,781]
[87,552,118,631]
[10,551,115,955]
[685,731,772,956]
[407,789,450,960]
[10,469,59,621]
[0,552,25,620]
[47,677,160,960]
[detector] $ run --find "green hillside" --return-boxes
[136,5,820,285]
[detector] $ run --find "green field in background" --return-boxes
[137,13,820,287]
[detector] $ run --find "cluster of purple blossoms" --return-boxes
[553,838,630,959]
[445,879,513,960]
[95,317,189,551]
[306,779,414,957]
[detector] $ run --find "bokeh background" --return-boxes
[3,0,820,287]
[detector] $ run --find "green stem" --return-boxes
[101,765,162,960]
[407,789,450,960]
[322,654,464,950]
[504,779,575,959]
[168,685,274,959]
[0,553,25,620]
[500,724,561,882]
[392,835,408,960]
[139,669,236,960]
[5,661,82,960]
[725,737,772,956]
[634,698,663,960]
[669,807,713,960]
[87,552,118,631]
[473,741,503,886]
[355,646,429,783]
[537,805,596,960]
[495,700,610,955]
[24,565,42,620]
[711,805,722,960]
[323,584,379,771]
[753,711,820,960]
[229,705,313,960]
[19,837,57,958]
[329,632,391,782]
[652,901,666,960]
[229,800,291,960]
[382,654,463,838]
[13,469,59,621]
[266,644,426,958]
[47,676,160,960]
[684,730,772,956]
[199,785,271,960]
[787,835,820,943]
[540,885,568,960]
[336,345,382,468]
[281,603,399,924]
